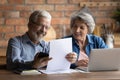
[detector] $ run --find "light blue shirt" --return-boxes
[6,33,49,70]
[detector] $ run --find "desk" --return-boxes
[0,69,120,80]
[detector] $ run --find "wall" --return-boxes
[0,0,119,56]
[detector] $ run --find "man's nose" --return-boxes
[40,26,47,32]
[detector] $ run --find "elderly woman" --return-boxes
[65,12,108,68]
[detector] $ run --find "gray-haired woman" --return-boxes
[65,11,108,69]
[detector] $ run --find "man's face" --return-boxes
[29,17,51,42]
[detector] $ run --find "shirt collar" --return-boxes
[22,32,45,46]
[72,34,94,45]
[86,34,94,44]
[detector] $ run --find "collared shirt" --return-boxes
[6,33,49,70]
[78,51,88,61]
[64,34,108,68]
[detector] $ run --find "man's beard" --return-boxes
[31,31,46,41]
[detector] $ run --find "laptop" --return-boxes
[76,48,120,72]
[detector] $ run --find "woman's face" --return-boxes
[71,19,88,41]
[28,17,51,42]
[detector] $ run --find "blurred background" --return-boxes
[0,0,119,64]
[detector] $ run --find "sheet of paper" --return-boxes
[46,38,72,72]
[20,70,41,75]
[39,69,78,74]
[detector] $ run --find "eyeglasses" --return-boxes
[31,21,50,30]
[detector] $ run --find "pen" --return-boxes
[37,68,45,74]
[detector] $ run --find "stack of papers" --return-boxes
[20,69,88,75]
[39,69,79,74]
[20,70,41,75]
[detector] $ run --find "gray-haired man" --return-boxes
[6,10,77,71]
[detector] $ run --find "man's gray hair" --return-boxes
[70,11,95,33]
[28,10,52,24]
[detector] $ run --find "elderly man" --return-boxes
[6,10,77,71]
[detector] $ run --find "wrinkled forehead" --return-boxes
[36,17,51,25]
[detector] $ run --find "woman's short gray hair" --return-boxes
[28,10,52,25]
[70,12,95,33]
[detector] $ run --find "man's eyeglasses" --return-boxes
[31,21,50,30]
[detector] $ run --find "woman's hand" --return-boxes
[65,52,77,63]
[76,59,89,67]
[33,53,52,69]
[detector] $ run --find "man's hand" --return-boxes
[65,52,77,63]
[33,53,52,69]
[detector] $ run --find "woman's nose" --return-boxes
[75,27,81,32]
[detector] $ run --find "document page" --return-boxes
[46,38,72,73]
[20,70,41,75]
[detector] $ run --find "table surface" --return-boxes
[0,68,120,80]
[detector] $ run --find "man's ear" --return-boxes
[28,22,33,29]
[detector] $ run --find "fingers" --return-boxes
[80,60,88,66]
[38,57,52,68]
[76,59,89,67]
[33,56,52,69]
[65,52,77,63]
[66,52,77,58]
[40,57,52,63]
[34,53,40,61]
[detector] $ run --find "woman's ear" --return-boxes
[86,25,89,34]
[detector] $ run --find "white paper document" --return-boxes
[46,38,72,73]
[39,69,79,74]
[20,70,41,75]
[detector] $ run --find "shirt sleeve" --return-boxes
[97,37,108,48]
[6,37,33,70]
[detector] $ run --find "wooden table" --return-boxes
[0,69,120,80]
